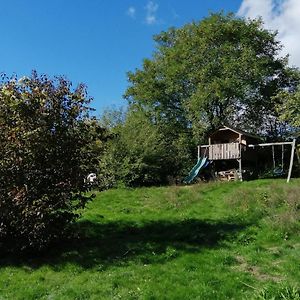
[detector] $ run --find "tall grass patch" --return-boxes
[225,180,300,238]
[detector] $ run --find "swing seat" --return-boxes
[273,167,284,176]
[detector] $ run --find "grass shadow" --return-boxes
[0,218,247,269]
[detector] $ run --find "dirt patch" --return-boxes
[234,255,283,282]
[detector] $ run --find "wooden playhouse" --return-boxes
[198,126,296,182]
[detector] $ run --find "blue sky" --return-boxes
[0,0,260,115]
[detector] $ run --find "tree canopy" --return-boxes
[277,86,300,130]
[125,13,299,141]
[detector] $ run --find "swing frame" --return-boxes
[248,139,296,183]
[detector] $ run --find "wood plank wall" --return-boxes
[208,143,240,160]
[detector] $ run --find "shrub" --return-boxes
[0,72,105,252]
[99,106,194,187]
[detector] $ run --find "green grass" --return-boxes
[0,179,299,299]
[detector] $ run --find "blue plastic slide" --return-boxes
[183,157,208,184]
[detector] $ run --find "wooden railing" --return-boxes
[201,143,241,160]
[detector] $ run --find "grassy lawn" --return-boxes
[0,179,299,299]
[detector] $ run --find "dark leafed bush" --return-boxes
[0,72,106,252]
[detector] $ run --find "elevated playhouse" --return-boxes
[184,126,297,183]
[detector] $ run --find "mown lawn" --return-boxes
[0,179,299,299]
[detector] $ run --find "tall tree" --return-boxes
[125,13,299,141]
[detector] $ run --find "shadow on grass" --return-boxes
[0,219,246,269]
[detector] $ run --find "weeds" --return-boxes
[253,285,300,300]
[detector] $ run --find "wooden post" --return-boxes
[296,145,300,164]
[238,135,243,181]
[238,158,242,181]
[272,145,275,169]
[287,139,296,183]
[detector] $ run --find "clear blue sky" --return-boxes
[0,0,242,116]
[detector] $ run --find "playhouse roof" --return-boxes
[209,125,261,140]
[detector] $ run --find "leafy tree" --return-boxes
[99,106,126,130]
[277,86,300,129]
[0,72,106,252]
[125,13,299,141]
[97,107,127,189]
[99,105,194,187]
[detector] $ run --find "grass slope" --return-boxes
[0,179,299,299]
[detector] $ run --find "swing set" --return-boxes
[195,126,297,183]
[248,139,297,183]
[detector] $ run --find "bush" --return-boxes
[99,106,194,187]
[0,72,105,252]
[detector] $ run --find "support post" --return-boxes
[287,139,296,183]
[197,145,200,161]
[238,140,243,181]
[238,158,242,181]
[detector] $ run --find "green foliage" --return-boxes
[254,285,300,300]
[277,86,300,129]
[0,72,106,252]
[99,13,300,188]
[125,13,299,141]
[113,13,300,187]
[100,106,193,187]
